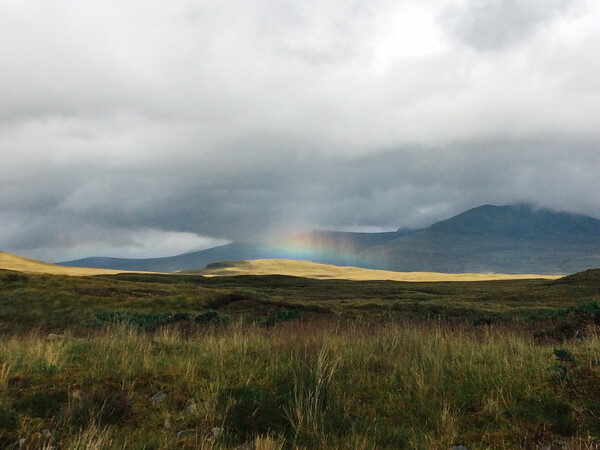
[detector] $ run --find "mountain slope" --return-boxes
[361,204,600,274]
[60,230,411,272]
[60,204,600,274]
[0,251,138,276]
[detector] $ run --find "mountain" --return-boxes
[59,230,412,272]
[60,204,600,274]
[360,204,600,274]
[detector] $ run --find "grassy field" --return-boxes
[0,252,147,277]
[1,267,600,448]
[184,259,561,282]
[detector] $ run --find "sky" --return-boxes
[1,0,600,262]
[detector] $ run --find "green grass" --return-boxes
[1,268,600,448]
[1,269,600,334]
[0,322,599,448]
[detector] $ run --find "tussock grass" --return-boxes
[1,320,599,448]
[2,268,600,447]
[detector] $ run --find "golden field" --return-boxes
[180,258,561,281]
[0,251,137,276]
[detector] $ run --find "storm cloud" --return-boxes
[1,0,600,261]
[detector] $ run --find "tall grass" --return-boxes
[1,319,599,448]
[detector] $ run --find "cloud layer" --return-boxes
[1,0,599,261]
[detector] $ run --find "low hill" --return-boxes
[180,259,560,282]
[0,251,141,276]
[59,230,412,272]
[59,242,281,272]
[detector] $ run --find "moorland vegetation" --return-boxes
[1,268,600,448]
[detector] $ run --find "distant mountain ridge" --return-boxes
[60,204,600,274]
[360,204,600,274]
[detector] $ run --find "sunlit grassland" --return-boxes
[1,269,599,335]
[182,259,560,282]
[0,251,150,276]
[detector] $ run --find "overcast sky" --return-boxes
[2,0,600,261]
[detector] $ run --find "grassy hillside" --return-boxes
[183,259,560,282]
[0,251,139,276]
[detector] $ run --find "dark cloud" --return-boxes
[1,0,599,261]
[440,0,576,51]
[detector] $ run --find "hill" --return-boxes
[181,259,559,281]
[60,230,412,272]
[0,251,140,276]
[60,204,600,274]
[361,204,600,273]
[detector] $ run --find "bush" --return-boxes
[263,309,305,327]
[553,348,575,364]
[194,309,228,325]
[65,388,133,428]
[0,407,17,431]
[93,310,192,331]
[16,390,68,418]
[218,385,288,438]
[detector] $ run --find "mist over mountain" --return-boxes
[60,204,600,274]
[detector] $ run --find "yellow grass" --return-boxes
[0,251,143,276]
[180,259,562,282]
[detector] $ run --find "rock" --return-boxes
[47,333,62,341]
[211,426,224,438]
[176,429,195,439]
[235,441,256,450]
[183,402,197,414]
[540,441,567,450]
[150,391,167,404]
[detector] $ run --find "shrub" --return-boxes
[93,310,191,331]
[218,385,288,438]
[0,407,17,431]
[65,388,133,428]
[194,309,228,325]
[264,309,305,327]
[553,348,575,364]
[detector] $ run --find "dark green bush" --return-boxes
[218,385,288,438]
[263,309,305,327]
[0,407,17,431]
[93,310,192,331]
[194,309,228,325]
[16,390,68,418]
[553,348,576,364]
[65,388,133,428]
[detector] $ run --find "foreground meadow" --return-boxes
[1,320,600,449]
[1,268,600,448]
